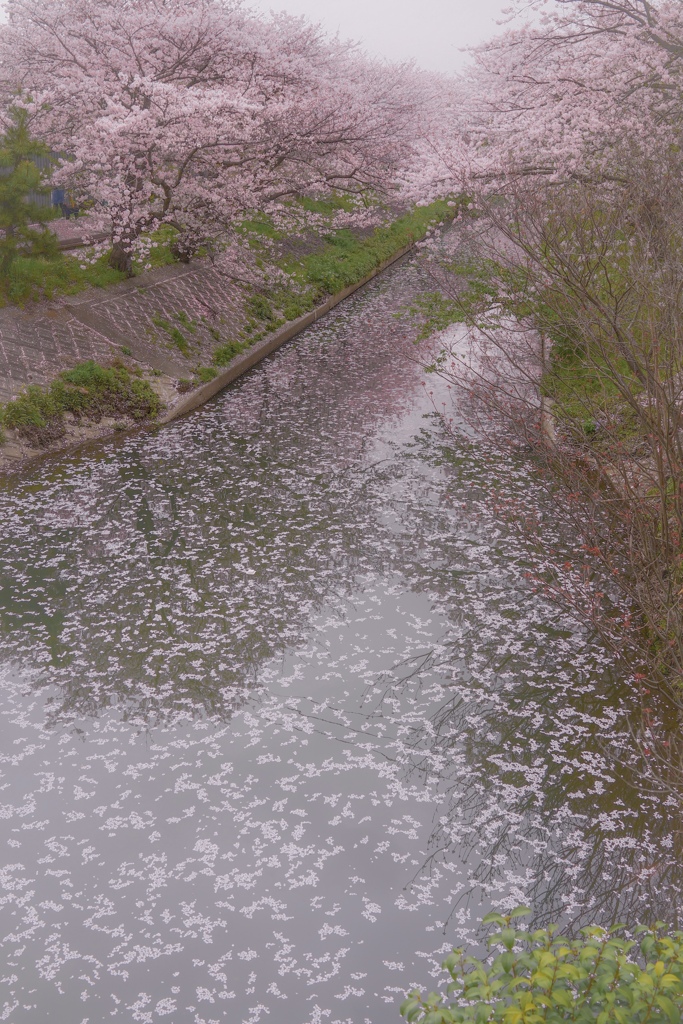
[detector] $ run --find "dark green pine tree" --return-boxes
[0,106,60,278]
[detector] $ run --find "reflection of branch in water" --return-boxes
[2,249,681,948]
[351,639,683,934]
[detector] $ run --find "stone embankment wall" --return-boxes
[0,243,413,474]
[0,261,247,404]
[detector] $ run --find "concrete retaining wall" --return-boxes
[160,242,414,422]
[0,240,416,476]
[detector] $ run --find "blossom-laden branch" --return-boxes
[0,0,431,276]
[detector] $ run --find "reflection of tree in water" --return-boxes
[0,253,681,939]
[327,418,683,933]
[0,260,433,723]
[297,424,683,935]
[441,682,680,924]
[363,548,683,932]
[309,635,681,936]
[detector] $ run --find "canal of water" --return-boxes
[0,254,680,1024]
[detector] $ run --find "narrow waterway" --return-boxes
[0,255,680,1024]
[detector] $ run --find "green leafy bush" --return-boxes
[246,293,275,323]
[401,909,683,1024]
[1,360,162,447]
[2,384,61,435]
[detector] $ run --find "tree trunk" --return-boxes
[109,241,134,277]
[540,394,556,446]
[539,332,556,447]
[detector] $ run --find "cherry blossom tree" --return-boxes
[401,0,683,696]
[0,0,425,275]
[403,0,683,202]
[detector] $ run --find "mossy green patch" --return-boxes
[0,360,162,448]
[173,309,198,333]
[245,294,275,323]
[212,339,250,366]
[195,366,218,382]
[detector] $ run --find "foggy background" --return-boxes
[249,0,514,72]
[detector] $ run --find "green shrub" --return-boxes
[246,293,275,322]
[281,294,309,320]
[2,384,60,430]
[0,360,162,447]
[401,909,683,1023]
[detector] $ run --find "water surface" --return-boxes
[0,256,680,1024]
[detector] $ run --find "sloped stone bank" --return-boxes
[160,242,413,423]
[0,243,413,475]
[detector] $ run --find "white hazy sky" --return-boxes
[0,0,514,72]
[250,0,514,73]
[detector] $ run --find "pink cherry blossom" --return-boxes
[0,0,429,275]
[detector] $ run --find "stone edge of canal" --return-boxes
[0,241,416,481]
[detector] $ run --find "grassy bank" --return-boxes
[0,360,163,447]
[207,199,455,372]
[0,200,453,453]
[299,200,453,295]
[3,201,453,311]
[0,225,180,306]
